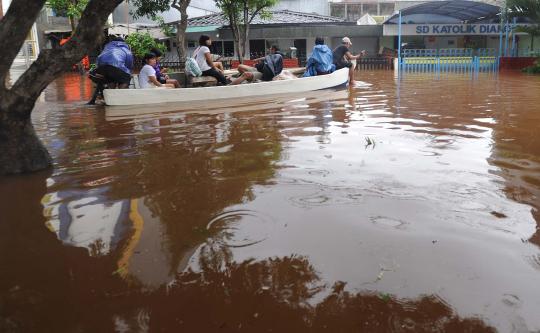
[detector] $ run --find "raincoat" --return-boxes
[97,41,134,74]
[304,45,336,77]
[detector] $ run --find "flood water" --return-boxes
[1,70,540,332]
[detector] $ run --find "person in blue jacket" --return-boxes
[304,37,336,77]
[96,36,134,89]
[88,36,134,104]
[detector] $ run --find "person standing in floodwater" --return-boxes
[333,37,366,86]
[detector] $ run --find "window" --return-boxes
[380,3,395,16]
[331,4,345,18]
[224,41,235,57]
[347,4,362,21]
[210,41,224,55]
[363,3,378,16]
[187,41,195,48]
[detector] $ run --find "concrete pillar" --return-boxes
[377,3,381,16]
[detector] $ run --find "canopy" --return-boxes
[385,0,501,24]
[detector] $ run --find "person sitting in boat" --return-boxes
[304,37,336,77]
[194,35,229,85]
[138,53,175,89]
[231,46,283,85]
[88,36,134,104]
[333,37,367,86]
[150,47,180,88]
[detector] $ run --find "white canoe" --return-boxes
[103,68,349,106]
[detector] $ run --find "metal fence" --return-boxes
[356,57,394,70]
[399,48,499,73]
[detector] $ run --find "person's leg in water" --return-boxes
[87,82,104,105]
[348,62,356,86]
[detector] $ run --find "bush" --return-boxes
[522,58,540,74]
[125,32,167,59]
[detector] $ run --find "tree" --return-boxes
[131,0,192,63]
[507,0,540,51]
[125,32,166,58]
[215,0,279,62]
[0,0,126,176]
[46,0,89,33]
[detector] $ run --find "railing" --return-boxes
[356,57,393,70]
[399,48,499,73]
[400,56,498,73]
[402,48,495,58]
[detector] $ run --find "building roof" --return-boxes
[186,9,344,27]
[385,0,501,24]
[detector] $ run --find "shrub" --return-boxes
[125,32,166,59]
[522,58,540,74]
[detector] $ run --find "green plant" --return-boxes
[215,0,279,61]
[125,32,166,58]
[156,16,175,38]
[522,58,540,73]
[46,0,89,31]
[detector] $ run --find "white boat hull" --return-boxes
[103,68,349,106]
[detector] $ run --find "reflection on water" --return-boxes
[1,71,540,331]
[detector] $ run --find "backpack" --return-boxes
[186,47,203,77]
[256,54,284,81]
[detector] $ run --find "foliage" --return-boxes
[507,0,540,22]
[156,16,175,38]
[130,0,172,20]
[46,0,89,19]
[522,58,540,73]
[125,32,167,58]
[214,0,279,61]
[215,0,278,25]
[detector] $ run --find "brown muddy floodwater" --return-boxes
[1,70,540,332]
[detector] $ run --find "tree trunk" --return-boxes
[69,16,77,34]
[0,0,124,176]
[173,0,190,66]
[0,102,52,175]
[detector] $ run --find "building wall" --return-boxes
[273,0,330,15]
[1,0,8,15]
[513,35,540,57]
[3,0,40,58]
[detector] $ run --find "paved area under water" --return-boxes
[1,71,540,332]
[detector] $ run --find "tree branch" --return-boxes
[9,0,124,114]
[249,6,267,24]
[0,0,47,91]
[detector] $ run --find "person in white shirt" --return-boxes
[194,35,229,85]
[139,53,175,89]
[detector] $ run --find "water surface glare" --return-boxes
[2,71,540,332]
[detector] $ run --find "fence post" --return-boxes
[398,11,402,74]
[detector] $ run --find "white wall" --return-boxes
[272,0,330,16]
[2,0,11,15]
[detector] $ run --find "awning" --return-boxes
[385,0,501,24]
[186,25,221,33]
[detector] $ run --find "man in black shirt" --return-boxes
[333,37,366,86]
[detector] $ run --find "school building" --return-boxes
[174,0,537,66]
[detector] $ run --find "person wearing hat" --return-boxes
[333,37,367,85]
